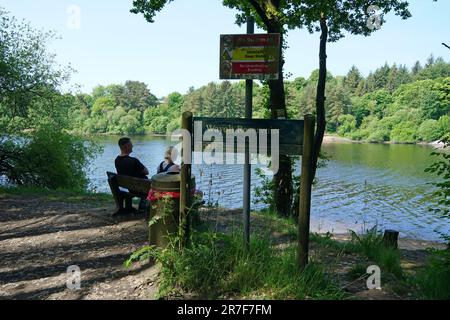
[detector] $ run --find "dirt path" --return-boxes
[0,194,445,300]
[0,194,158,300]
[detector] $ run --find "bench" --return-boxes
[106,171,152,214]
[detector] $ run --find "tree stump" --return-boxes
[383,229,399,249]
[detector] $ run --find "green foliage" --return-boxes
[0,127,99,190]
[337,114,356,137]
[418,119,441,142]
[347,264,368,280]
[414,249,450,299]
[390,121,418,143]
[0,10,100,191]
[182,81,245,118]
[0,185,111,203]
[0,8,72,117]
[123,245,155,269]
[253,167,276,211]
[64,58,448,142]
[425,136,450,218]
[140,231,344,299]
[349,227,403,278]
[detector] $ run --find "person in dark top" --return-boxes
[115,140,149,178]
[114,137,149,215]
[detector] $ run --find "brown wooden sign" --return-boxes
[192,117,304,156]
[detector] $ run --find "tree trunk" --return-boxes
[247,0,293,217]
[268,32,293,217]
[383,229,399,249]
[311,16,328,182]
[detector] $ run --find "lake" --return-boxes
[87,135,449,242]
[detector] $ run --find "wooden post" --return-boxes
[298,114,315,270]
[180,111,193,249]
[383,229,399,249]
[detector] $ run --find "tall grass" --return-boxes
[414,249,450,299]
[348,226,403,278]
[154,230,345,299]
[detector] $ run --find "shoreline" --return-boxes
[209,206,448,246]
[80,132,446,147]
[323,134,445,147]
[1,186,446,246]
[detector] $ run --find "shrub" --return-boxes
[418,119,441,142]
[337,114,357,137]
[414,249,450,299]
[0,126,99,191]
[349,227,403,278]
[390,121,418,143]
[126,230,344,299]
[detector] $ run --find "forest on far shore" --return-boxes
[65,56,449,143]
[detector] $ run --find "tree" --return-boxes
[131,0,305,217]
[344,65,363,94]
[412,61,422,76]
[0,9,98,190]
[418,119,441,142]
[337,114,356,137]
[326,82,351,132]
[286,0,412,184]
[123,80,158,111]
[0,8,72,117]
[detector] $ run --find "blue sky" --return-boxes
[2,0,450,98]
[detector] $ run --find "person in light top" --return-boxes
[157,146,180,174]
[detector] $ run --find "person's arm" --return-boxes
[167,164,180,173]
[135,158,149,177]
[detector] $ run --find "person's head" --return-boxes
[118,137,133,154]
[164,146,177,163]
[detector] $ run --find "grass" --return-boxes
[348,264,368,280]
[347,227,404,278]
[252,208,298,239]
[152,230,346,300]
[0,185,112,204]
[413,249,450,299]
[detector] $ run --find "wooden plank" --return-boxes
[115,175,152,195]
[298,115,315,270]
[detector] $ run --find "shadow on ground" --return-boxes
[0,194,158,300]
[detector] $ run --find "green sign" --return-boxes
[193,117,304,156]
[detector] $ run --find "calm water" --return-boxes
[87,136,449,242]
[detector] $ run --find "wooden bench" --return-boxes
[106,171,152,213]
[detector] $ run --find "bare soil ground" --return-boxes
[0,193,158,300]
[0,194,445,300]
